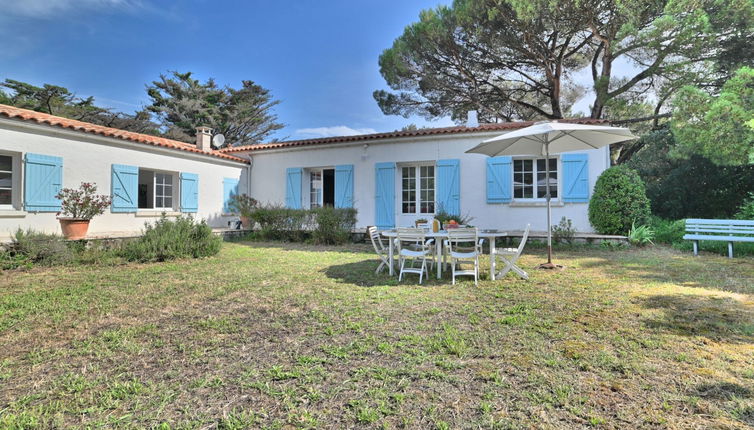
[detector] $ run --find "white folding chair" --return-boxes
[444,228,484,286]
[396,228,434,284]
[368,226,390,275]
[492,224,530,280]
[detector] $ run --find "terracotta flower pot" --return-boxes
[59,218,90,240]
[240,216,251,230]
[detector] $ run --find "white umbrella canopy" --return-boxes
[466,121,637,269]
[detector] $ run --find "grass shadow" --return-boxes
[636,294,754,344]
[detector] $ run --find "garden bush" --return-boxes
[588,166,651,235]
[120,216,221,262]
[311,207,357,245]
[735,192,754,220]
[249,204,312,241]
[7,229,75,266]
[628,128,754,219]
[648,217,686,244]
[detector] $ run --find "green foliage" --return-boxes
[627,222,654,246]
[120,216,221,262]
[672,67,754,165]
[8,229,75,267]
[375,0,754,123]
[647,217,686,245]
[227,194,259,217]
[735,192,754,220]
[588,166,651,235]
[311,207,357,245]
[628,128,754,219]
[551,217,576,244]
[249,204,311,242]
[248,204,358,244]
[56,182,111,220]
[146,71,283,146]
[433,207,474,226]
[0,79,160,135]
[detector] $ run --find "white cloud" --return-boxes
[294,125,378,139]
[0,0,144,19]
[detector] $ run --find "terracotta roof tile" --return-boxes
[0,104,249,164]
[218,118,608,153]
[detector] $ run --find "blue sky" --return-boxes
[0,0,462,141]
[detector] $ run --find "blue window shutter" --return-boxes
[374,162,395,229]
[180,172,199,213]
[334,164,354,208]
[285,167,303,209]
[486,156,512,204]
[436,159,460,215]
[111,164,138,213]
[223,177,240,213]
[24,153,63,212]
[562,153,590,203]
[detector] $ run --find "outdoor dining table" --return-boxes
[381,229,508,280]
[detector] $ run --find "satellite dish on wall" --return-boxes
[212,134,226,148]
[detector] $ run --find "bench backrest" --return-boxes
[685,218,754,236]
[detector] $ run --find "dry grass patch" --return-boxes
[0,242,752,428]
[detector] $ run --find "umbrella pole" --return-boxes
[539,142,559,270]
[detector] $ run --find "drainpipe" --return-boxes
[246,154,253,196]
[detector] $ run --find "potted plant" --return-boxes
[414,218,429,227]
[56,182,111,240]
[228,194,259,229]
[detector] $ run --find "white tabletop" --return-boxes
[381,229,507,238]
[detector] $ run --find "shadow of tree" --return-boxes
[693,381,752,400]
[229,240,373,255]
[636,294,754,344]
[321,260,401,287]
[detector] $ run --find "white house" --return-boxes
[0,104,611,240]
[221,118,611,233]
[0,105,249,241]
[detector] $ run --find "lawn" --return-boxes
[1,242,753,429]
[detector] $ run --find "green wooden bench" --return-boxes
[683,218,754,258]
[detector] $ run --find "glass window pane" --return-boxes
[0,155,11,172]
[0,189,10,205]
[0,172,11,188]
[164,197,173,208]
[155,197,163,208]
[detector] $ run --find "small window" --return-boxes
[0,154,15,209]
[402,164,435,214]
[138,169,177,210]
[308,168,335,209]
[514,157,558,200]
[310,170,322,209]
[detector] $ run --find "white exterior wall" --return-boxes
[244,131,610,232]
[0,119,248,241]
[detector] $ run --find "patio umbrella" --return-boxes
[466,121,637,269]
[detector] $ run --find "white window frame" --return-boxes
[0,151,19,211]
[400,163,435,215]
[309,169,323,209]
[512,156,559,202]
[153,172,174,210]
[138,168,178,211]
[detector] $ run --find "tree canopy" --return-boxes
[375,0,754,126]
[145,71,284,147]
[671,66,754,165]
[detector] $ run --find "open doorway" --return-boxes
[309,168,335,208]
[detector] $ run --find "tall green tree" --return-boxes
[375,0,754,127]
[146,71,284,147]
[0,79,160,135]
[671,66,754,165]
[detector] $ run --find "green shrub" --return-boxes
[627,128,754,219]
[311,207,357,245]
[249,204,311,241]
[627,222,654,246]
[120,216,221,262]
[228,194,259,217]
[735,192,754,220]
[588,166,651,235]
[648,217,686,244]
[551,217,576,244]
[8,229,75,266]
